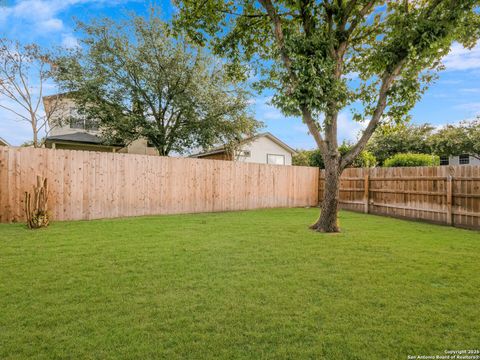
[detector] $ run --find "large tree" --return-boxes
[366,123,434,165]
[175,0,480,232]
[54,14,260,156]
[0,39,63,147]
[429,119,480,160]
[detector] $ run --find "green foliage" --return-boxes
[292,149,325,167]
[53,13,261,156]
[367,123,435,165]
[309,149,326,168]
[429,119,480,159]
[1,209,480,358]
[338,143,377,168]
[384,153,440,167]
[175,0,480,143]
[292,150,313,166]
[294,143,376,168]
[176,0,480,230]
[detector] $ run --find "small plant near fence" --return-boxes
[24,176,49,229]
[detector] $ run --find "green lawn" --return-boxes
[1,209,479,359]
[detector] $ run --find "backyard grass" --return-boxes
[0,208,479,359]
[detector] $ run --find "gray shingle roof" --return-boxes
[46,132,106,144]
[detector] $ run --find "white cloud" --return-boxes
[39,18,64,31]
[442,43,480,71]
[337,112,366,143]
[0,0,134,36]
[1,0,67,32]
[460,88,480,93]
[454,102,480,115]
[61,33,80,49]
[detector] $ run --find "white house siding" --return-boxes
[448,155,480,166]
[236,136,293,165]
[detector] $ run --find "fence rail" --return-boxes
[0,147,319,223]
[2,147,479,229]
[319,166,480,230]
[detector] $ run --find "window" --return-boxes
[267,154,285,165]
[459,154,470,165]
[85,119,99,131]
[69,108,98,130]
[440,156,449,166]
[69,118,84,129]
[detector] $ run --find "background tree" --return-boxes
[0,39,62,148]
[294,143,376,168]
[292,149,314,166]
[54,14,260,156]
[366,123,434,165]
[429,119,480,160]
[175,0,480,232]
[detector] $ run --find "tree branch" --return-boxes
[341,60,406,168]
[259,0,327,151]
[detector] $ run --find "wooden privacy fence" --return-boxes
[0,147,319,223]
[319,165,480,230]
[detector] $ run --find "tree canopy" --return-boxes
[366,123,435,165]
[54,14,261,156]
[294,143,376,168]
[429,119,480,160]
[175,0,480,232]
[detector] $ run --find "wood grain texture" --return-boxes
[0,147,319,222]
[319,165,480,230]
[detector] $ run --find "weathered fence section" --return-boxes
[0,147,319,222]
[319,166,480,229]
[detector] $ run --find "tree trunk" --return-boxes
[32,119,39,148]
[310,159,341,233]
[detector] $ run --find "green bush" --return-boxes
[293,144,377,168]
[338,143,377,168]
[383,153,440,167]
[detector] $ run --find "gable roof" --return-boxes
[191,132,297,158]
[45,132,123,147]
[0,137,10,146]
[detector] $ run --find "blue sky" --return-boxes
[1,0,480,148]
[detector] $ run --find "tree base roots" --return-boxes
[309,222,340,233]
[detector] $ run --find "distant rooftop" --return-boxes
[45,132,122,146]
[190,132,297,158]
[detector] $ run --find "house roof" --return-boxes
[191,132,297,158]
[42,92,75,115]
[42,92,73,101]
[45,132,122,147]
[0,137,10,146]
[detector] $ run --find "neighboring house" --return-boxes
[440,155,480,166]
[42,94,158,155]
[0,137,10,146]
[191,132,296,165]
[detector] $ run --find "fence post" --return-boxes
[446,175,453,226]
[364,169,370,214]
